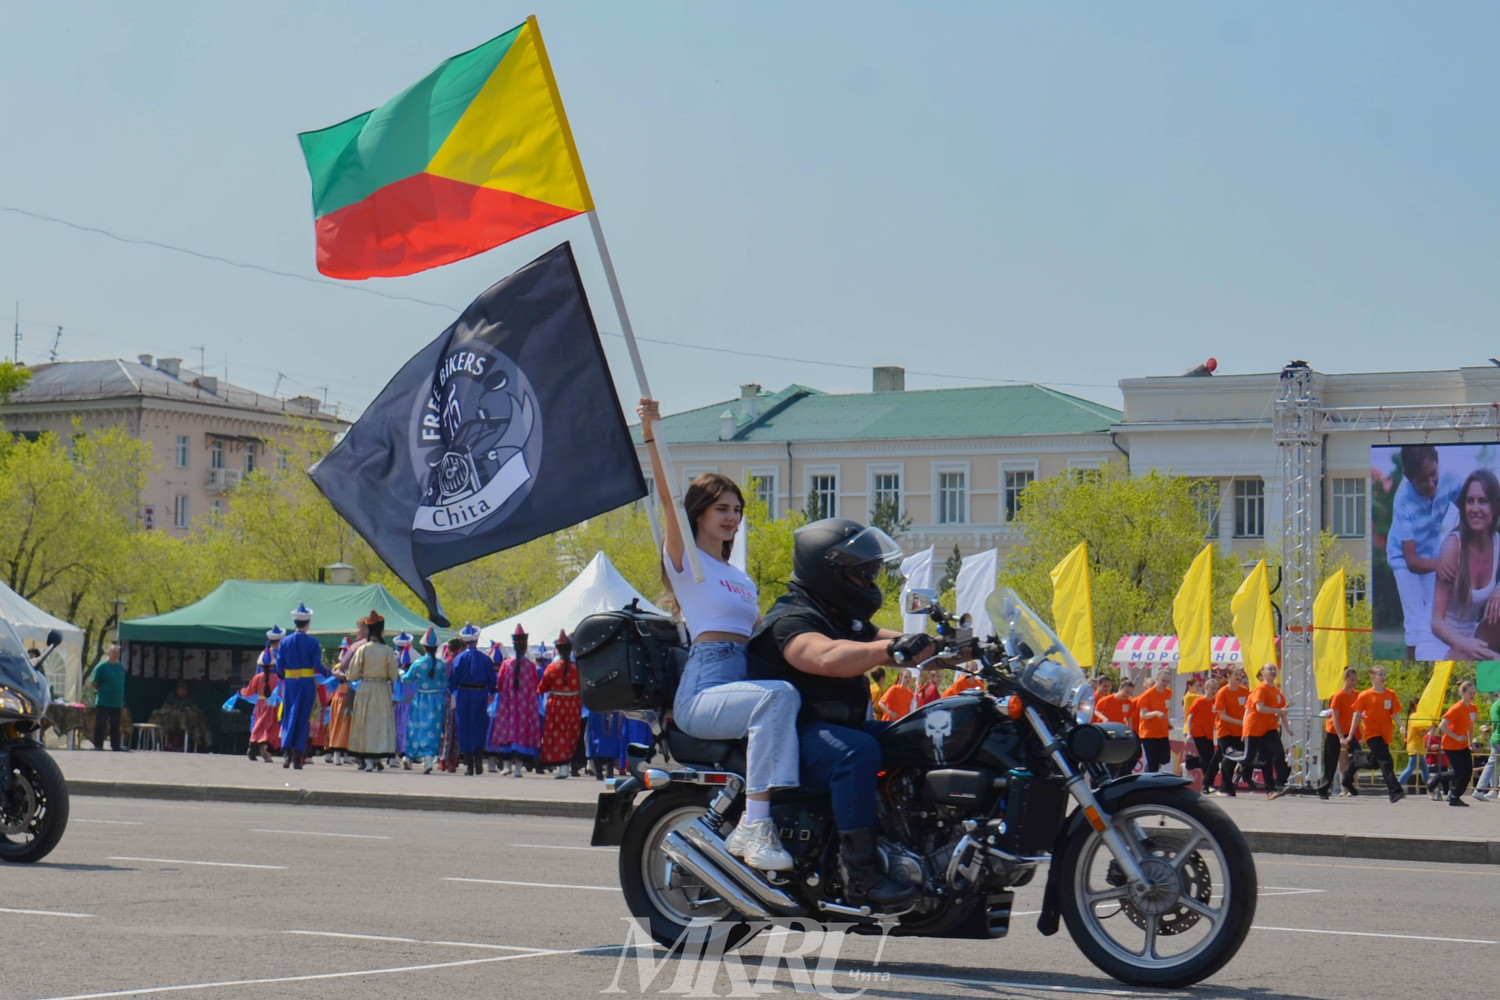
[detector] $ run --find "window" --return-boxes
[872,472,901,512]
[1191,480,1221,539]
[747,472,777,518]
[1331,477,1366,538]
[245,442,257,474]
[210,440,224,470]
[1233,479,1264,538]
[937,471,967,524]
[277,450,289,473]
[1004,468,1035,522]
[1346,574,1367,605]
[808,474,838,520]
[175,435,189,469]
[211,499,224,524]
[173,495,189,529]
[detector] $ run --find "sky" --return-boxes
[1,2,1496,421]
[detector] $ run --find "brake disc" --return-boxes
[0,769,39,836]
[1103,832,1212,936]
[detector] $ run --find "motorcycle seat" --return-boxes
[664,725,747,776]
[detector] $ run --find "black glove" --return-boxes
[887,633,935,665]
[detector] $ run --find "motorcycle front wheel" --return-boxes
[1057,786,1255,988]
[0,743,70,863]
[618,790,757,953]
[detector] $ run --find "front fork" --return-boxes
[1025,708,1149,889]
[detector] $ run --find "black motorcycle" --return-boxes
[0,623,68,863]
[581,588,1255,989]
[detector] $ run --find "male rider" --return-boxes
[748,517,943,911]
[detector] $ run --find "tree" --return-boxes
[869,495,911,540]
[744,483,803,612]
[0,361,30,403]
[999,461,1246,668]
[938,544,963,594]
[803,488,826,522]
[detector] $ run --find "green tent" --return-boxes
[119,580,446,651]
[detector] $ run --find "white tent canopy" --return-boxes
[479,552,667,655]
[0,580,86,702]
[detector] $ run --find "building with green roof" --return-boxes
[635,366,1122,557]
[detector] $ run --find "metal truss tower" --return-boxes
[1277,364,1500,787]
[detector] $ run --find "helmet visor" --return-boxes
[821,525,904,570]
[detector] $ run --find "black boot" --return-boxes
[838,829,918,911]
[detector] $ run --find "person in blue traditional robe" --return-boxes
[403,627,448,773]
[275,602,329,770]
[447,623,496,776]
[586,709,622,780]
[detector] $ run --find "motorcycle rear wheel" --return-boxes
[1057,786,1254,988]
[618,790,756,953]
[0,744,69,863]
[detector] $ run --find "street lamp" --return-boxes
[111,598,127,638]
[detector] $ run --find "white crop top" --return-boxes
[664,544,760,640]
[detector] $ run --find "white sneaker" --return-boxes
[1475,790,1494,801]
[724,817,794,871]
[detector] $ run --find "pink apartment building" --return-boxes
[1,354,348,532]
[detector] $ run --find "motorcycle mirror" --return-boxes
[45,629,62,648]
[904,589,937,614]
[958,613,972,629]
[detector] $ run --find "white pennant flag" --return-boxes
[898,546,936,634]
[729,518,747,572]
[955,549,999,639]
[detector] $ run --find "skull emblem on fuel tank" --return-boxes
[924,708,954,765]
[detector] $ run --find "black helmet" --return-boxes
[791,518,904,620]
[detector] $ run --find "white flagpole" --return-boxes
[587,209,703,582]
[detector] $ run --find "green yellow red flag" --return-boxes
[299,16,593,279]
[1231,559,1278,678]
[1313,570,1347,700]
[1173,545,1214,674]
[1049,541,1095,667]
[1410,661,1454,731]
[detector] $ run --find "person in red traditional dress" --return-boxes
[537,629,583,779]
[241,628,284,762]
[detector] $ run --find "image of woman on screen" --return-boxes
[1431,468,1500,661]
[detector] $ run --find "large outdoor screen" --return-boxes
[1371,442,1500,661]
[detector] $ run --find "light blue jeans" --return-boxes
[673,642,801,795]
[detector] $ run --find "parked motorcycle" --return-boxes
[582,587,1255,989]
[0,621,68,863]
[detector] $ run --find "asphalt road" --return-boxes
[3,798,1492,1000]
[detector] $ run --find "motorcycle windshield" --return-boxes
[0,616,51,710]
[984,586,1087,709]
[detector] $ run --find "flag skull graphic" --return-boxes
[412,344,543,534]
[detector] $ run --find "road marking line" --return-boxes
[285,930,546,952]
[27,946,612,1000]
[1255,925,1496,945]
[0,906,93,918]
[108,856,286,870]
[250,828,392,840]
[1259,859,1500,878]
[512,842,614,852]
[443,876,620,892]
[879,969,1134,995]
[1258,886,1328,896]
[74,819,143,826]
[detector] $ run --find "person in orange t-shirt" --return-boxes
[1093,676,1127,725]
[1209,668,1250,796]
[943,670,985,698]
[1134,669,1174,773]
[1186,676,1220,788]
[1348,665,1406,802]
[877,671,916,721]
[1317,667,1362,799]
[1113,677,1142,775]
[1435,680,1480,806]
[1242,664,1291,795]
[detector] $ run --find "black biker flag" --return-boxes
[311,243,646,625]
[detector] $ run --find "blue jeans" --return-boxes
[673,642,801,795]
[1395,753,1431,788]
[797,720,890,832]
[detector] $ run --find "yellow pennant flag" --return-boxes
[1173,545,1214,674]
[1231,559,1278,678]
[1313,570,1347,700]
[1050,541,1095,667]
[1410,661,1454,731]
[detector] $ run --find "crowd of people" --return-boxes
[233,605,642,778]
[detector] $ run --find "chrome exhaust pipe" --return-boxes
[661,830,774,920]
[682,818,808,916]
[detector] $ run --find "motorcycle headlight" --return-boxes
[0,689,31,716]
[1070,684,1095,726]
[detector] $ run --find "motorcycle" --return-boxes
[585,587,1255,989]
[0,621,68,863]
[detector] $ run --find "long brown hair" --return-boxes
[1453,468,1500,611]
[660,473,746,610]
